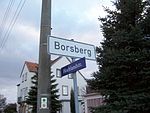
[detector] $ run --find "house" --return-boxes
[84,87,105,113]
[17,56,87,113]
[84,93,104,113]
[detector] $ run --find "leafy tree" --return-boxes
[70,88,75,113]
[26,70,61,113]
[89,0,150,113]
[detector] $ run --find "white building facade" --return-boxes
[84,93,104,113]
[17,56,87,113]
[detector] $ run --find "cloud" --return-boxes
[51,0,104,47]
[0,0,113,103]
[16,0,41,28]
[0,1,40,102]
[0,85,17,103]
[0,22,40,60]
[50,0,115,47]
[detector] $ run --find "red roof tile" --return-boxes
[25,61,38,72]
[25,56,62,72]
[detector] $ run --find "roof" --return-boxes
[20,57,62,77]
[84,93,101,97]
[20,56,86,81]
[25,61,38,72]
[26,57,62,72]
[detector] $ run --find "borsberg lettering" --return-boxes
[54,41,91,57]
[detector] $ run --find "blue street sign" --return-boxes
[61,57,86,77]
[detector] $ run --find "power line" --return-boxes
[0,0,15,42]
[0,0,27,50]
[0,0,26,49]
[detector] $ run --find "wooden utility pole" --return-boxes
[37,0,51,113]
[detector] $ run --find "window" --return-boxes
[20,89,23,97]
[25,87,28,96]
[22,72,27,82]
[21,88,25,101]
[78,87,80,96]
[22,74,24,82]
[24,72,27,81]
[56,69,61,78]
[23,88,26,100]
[68,74,73,79]
[62,85,68,96]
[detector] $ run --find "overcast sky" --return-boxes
[0,0,113,103]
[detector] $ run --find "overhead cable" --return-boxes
[0,0,27,49]
[0,0,15,42]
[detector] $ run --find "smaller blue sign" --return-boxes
[61,57,86,77]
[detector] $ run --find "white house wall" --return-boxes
[17,57,87,113]
[17,65,35,101]
[51,57,87,113]
[51,57,87,100]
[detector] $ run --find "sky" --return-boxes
[0,0,113,103]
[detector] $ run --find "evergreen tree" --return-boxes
[50,75,62,113]
[89,0,150,113]
[26,70,61,113]
[70,88,75,113]
[26,70,38,113]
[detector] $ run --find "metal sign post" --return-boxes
[72,58,80,113]
[61,57,86,113]
[47,36,96,113]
